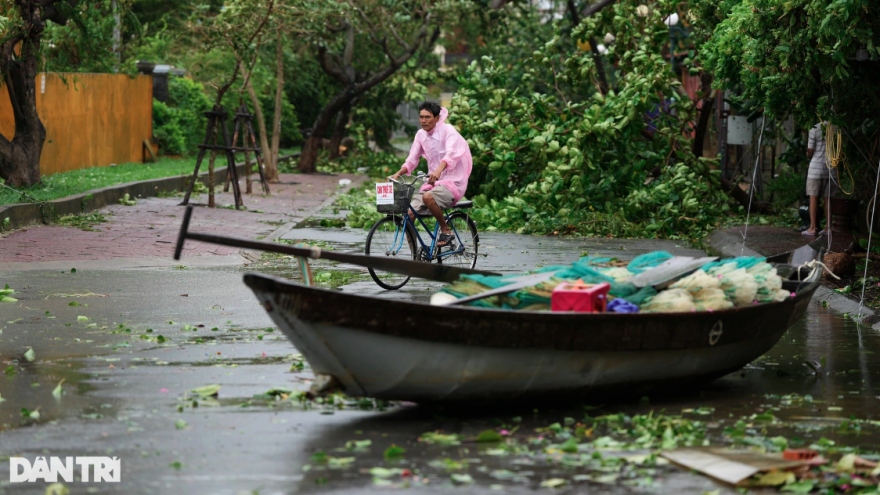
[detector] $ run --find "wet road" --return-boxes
[1,227,879,494]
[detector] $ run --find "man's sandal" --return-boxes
[437,233,455,247]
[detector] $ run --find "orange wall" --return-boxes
[0,73,153,175]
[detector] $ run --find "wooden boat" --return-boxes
[242,244,824,403]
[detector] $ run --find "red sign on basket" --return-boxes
[376,182,394,205]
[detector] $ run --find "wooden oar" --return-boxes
[174,206,500,283]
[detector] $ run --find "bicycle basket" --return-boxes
[377,181,416,214]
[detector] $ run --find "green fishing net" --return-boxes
[438,253,671,310]
[437,252,790,313]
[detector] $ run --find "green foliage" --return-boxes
[332,183,383,230]
[132,0,223,32]
[347,68,435,151]
[319,152,402,230]
[697,0,880,199]
[765,167,805,211]
[42,0,139,73]
[451,0,729,239]
[152,77,212,156]
[591,412,708,449]
[0,158,196,206]
[318,151,401,177]
[258,93,302,147]
[699,0,879,127]
[58,212,109,232]
[285,56,336,137]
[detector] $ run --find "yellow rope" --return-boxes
[823,121,854,195]
[825,123,842,167]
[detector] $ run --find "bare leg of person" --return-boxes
[423,191,451,244]
[805,195,818,235]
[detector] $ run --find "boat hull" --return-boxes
[244,267,821,402]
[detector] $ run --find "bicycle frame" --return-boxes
[387,206,467,262]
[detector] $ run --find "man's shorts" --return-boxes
[806,177,838,197]
[410,185,455,216]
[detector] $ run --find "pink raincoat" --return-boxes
[401,107,472,202]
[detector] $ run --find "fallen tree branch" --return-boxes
[720,177,773,213]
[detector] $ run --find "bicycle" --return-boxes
[365,173,479,290]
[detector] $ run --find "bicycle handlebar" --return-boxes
[388,172,427,186]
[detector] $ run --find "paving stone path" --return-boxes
[0,172,366,264]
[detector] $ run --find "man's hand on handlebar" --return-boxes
[427,170,441,185]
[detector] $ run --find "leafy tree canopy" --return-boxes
[697,0,880,192]
[450,0,727,240]
[698,0,880,127]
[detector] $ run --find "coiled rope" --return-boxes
[824,121,854,195]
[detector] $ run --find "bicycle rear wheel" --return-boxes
[366,216,416,290]
[440,212,478,270]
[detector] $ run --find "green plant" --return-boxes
[333,184,383,229]
[254,92,302,148]
[152,77,212,156]
[450,0,730,240]
[317,150,402,177]
[765,167,805,211]
[696,0,880,202]
[0,158,196,206]
[58,212,108,231]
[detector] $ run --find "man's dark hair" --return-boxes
[418,101,441,117]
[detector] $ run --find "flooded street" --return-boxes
[2,227,879,494]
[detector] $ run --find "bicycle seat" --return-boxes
[454,200,473,209]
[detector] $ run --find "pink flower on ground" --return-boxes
[160,388,169,393]
[500,429,510,436]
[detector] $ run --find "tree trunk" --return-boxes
[721,177,772,213]
[0,48,46,187]
[0,131,45,187]
[298,136,322,174]
[298,96,346,173]
[245,80,275,180]
[692,73,714,158]
[328,101,352,160]
[267,31,284,181]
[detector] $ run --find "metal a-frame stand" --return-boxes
[225,103,270,196]
[180,105,244,209]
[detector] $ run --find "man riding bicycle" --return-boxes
[389,101,472,247]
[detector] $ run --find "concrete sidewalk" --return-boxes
[0,172,367,269]
[709,224,877,326]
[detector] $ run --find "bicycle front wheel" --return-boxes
[365,216,416,290]
[441,212,478,270]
